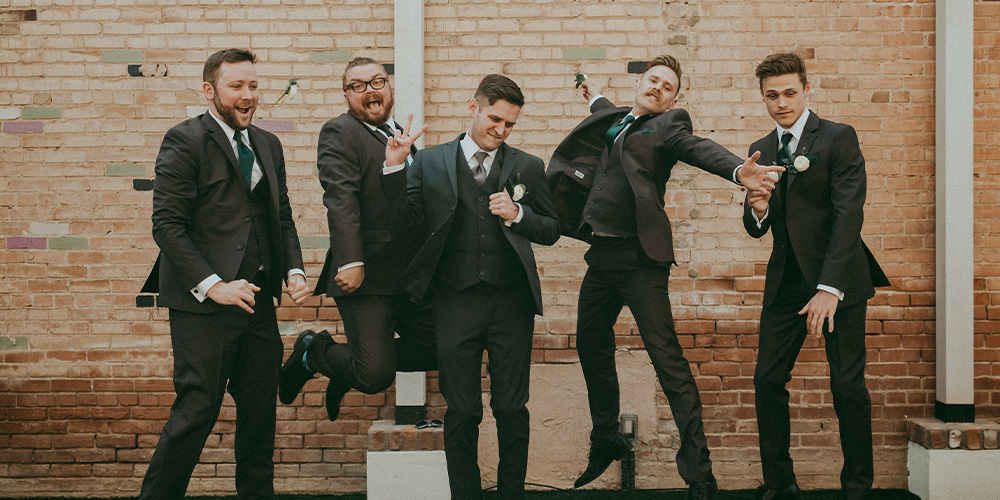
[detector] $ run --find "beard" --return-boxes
[351,90,394,125]
[212,97,255,131]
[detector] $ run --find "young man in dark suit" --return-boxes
[744,53,889,500]
[140,48,310,499]
[399,74,560,500]
[277,57,436,421]
[546,56,781,499]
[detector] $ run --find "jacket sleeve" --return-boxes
[817,124,867,291]
[663,109,742,182]
[272,133,304,274]
[510,156,561,246]
[743,193,771,239]
[590,96,617,113]
[150,125,216,290]
[317,118,365,268]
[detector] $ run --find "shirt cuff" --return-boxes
[732,164,743,185]
[817,284,845,301]
[751,207,768,228]
[192,274,222,303]
[382,156,411,175]
[287,268,305,280]
[337,261,364,273]
[504,203,524,227]
[588,94,605,108]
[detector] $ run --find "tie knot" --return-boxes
[621,114,636,126]
[473,151,489,167]
[234,130,242,142]
[781,131,793,147]
[377,123,395,138]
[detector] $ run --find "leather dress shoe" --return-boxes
[325,380,350,421]
[755,483,802,500]
[688,475,718,500]
[278,329,322,404]
[573,432,632,488]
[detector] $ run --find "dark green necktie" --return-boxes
[377,123,396,139]
[605,114,635,150]
[777,131,793,166]
[235,131,254,188]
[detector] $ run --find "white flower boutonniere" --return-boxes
[793,155,810,172]
[506,174,528,202]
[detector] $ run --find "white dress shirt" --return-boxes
[460,132,523,226]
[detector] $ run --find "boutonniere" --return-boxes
[769,149,818,181]
[506,174,528,202]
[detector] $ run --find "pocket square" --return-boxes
[637,128,652,135]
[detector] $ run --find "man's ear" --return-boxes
[633,78,640,92]
[667,98,677,111]
[468,98,478,118]
[803,80,811,98]
[203,82,214,102]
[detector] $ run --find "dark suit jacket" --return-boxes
[142,112,304,313]
[404,134,560,315]
[314,113,420,297]
[742,111,889,308]
[547,97,743,264]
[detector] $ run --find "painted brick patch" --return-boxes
[47,237,89,250]
[2,121,43,133]
[6,237,46,249]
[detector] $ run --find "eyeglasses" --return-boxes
[345,76,388,93]
[414,419,443,429]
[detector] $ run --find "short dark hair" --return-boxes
[342,56,386,90]
[646,55,682,84]
[203,49,256,88]
[474,74,524,108]
[756,53,808,90]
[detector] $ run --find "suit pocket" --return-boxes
[362,229,391,243]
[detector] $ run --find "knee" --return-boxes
[754,368,789,394]
[354,367,395,394]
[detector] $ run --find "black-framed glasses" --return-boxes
[414,419,443,429]
[346,76,388,93]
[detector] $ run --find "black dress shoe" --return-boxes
[325,380,350,421]
[755,483,802,500]
[573,432,632,488]
[688,476,718,500]
[278,329,321,404]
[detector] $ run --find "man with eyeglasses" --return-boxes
[278,57,438,422]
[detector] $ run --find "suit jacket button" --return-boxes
[480,234,485,239]
[245,215,252,221]
[586,215,591,219]
[479,271,485,276]
[480,215,485,220]
[237,244,244,250]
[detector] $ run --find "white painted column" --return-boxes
[393,0,427,419]
[934,0,975,422]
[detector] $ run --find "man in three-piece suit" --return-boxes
[546,56,780,499]
[400,74,560,500]
[744,53,889,500]
[277,57,436,421]
[139,49,310,499]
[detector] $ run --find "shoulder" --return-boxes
[323,112,361,133]
[814,114,858,143]
[506,145,542,166]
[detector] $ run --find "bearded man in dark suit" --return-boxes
[277,57,436,422]
[546,55,781,500]
[140,48,310,500]
[744,53,889,500]
[400,74,560,500]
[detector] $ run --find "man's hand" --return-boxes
[285,273,310,305]
[799,290,840,339]
[489,189,519,221]
[747,189,771,219]
[335,265,364,293]
[737,151,784,194]
[580,80,602,103]
[384,114,429,167]
[207,279,259,314]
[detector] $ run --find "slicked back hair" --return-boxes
[203,49,257,88]
[756,53,808,90]
[645,55,683,85]
[474,74,524,108]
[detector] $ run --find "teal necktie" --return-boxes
[605,114,635,150]
[235,131,254,189]
[377,123,396,138]
[777,131,793,166]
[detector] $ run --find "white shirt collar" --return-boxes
[460,132,497,164]
[363,116,398,136]
[776,108,811,144]
[208,108,245,144]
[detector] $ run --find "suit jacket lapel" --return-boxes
[787,111,820,191]
[204,113,241,174]
[497,143,516,189]
[445,134,463,196]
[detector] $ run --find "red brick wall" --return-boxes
[1,0,998,496]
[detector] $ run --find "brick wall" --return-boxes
[1,0,998,496]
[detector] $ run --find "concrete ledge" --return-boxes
[907,441,1000,500]
[367,450,449,500]
[906,417,1000,450]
